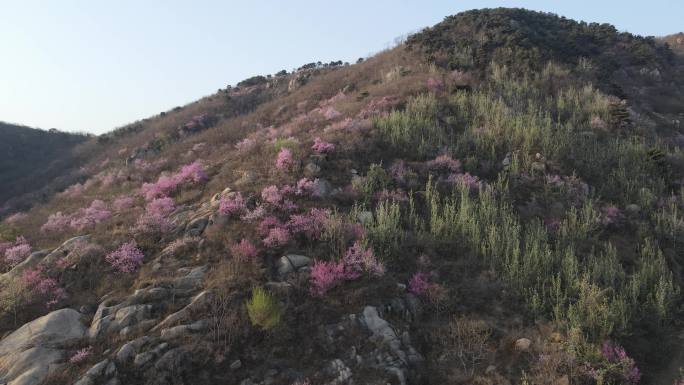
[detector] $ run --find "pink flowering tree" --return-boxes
[112,196,135,213]
[22,266,67,308]
[286,208,330,241]
[275,148,294,170]
[69,347,92,364]
[41,212,72,233]
[133,198,176,237]
[311,137,335,154]
[105,241,144,273]
[140,160,208,201]
[408,272,432,296]
[230,239,259,262]
[69,200,111,231]
[310,242,384,297]
[4,236,31,267]
[219,192,247,217]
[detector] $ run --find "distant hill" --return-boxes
[0,122,90,210]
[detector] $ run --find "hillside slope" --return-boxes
[1,8,684,385]
[0,122,90,212]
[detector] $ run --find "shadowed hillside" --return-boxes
[0,122,90,211]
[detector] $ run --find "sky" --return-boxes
[1,1,682,134]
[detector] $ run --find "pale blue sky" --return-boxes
[1,1,682,134]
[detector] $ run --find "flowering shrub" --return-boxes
[583,342,641,384]
[296,178,318,197]
[62,183,84,198]
[311,137,335,154]
[230,239,258,262]
[287,208,330,240]
[146,197,176,217]
[321,106,342,120]
[240,205,267,222]
[133,196,172,241]
[22,266,67,308]
[408,272,431,295]
[141,160,208,201]
[219,192,247,217]
[544,218,562,232]
[275,148,294,170]
[427,77,444,92]
[41,212,71,233]
[600,205,621,225]
[105,241,144,273]
[374,189,409,202]
[4,212,27,225]
[69,347,92,364]
[112,196,135,213]
[4,236,31,267]
[261,185,297,211]
[343,241,385,277]
[235,138,257,153]
[447,172,482,191]
[69,200,111,231]
[263,227,291,248]
[427,154,462,172]
[176,160,208,184]
[309,260,346,297]
[310,242,383,297]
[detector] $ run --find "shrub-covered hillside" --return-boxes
[0,122,90,212]
[0,8,683,385]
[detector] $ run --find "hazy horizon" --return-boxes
[1,0,682,135]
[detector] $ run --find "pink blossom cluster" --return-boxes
[240,205,267,222]
[357,96,401,119]
[286,208,330,240]
[133,197,176,235]
[261,185,298,211]
[311,137,335,154]
[61,183,85,198]
[41,212,72,233]
[447,172,482,191]
[309,242,383,297]
[141,160,208,201]
[105,240,144,273]
[70,200,111,231]
[258,216,292,248]
[235,138,257,153]
[600,205,621,225]
[4,236,31,267]
[600,341,641,384]
[426,154,462,173]
[408,272,432,296]
[230,239,259,262]
[389,160,410,184]
[427,77,444,92]
[374,189,409,203]
[275,148,294,170]
[22,266,67,308]
[69,347,93,364]
[218,192,247,217]
[4,212,27,225]
[112,196,135,213]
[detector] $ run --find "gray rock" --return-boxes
[186,217,209,237]
[276,254,311,277]
[172,265,208,290]
[116,336,149,363]
[305,162,321,177]
[152,291,211,332]
[313,178,333,198]
[0,309,86,385]
[230,359,242,370]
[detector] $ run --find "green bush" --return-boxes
[246,287,282,330]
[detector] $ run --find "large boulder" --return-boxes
[0,308,86,385]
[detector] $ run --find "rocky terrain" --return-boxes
[1,8,684,385]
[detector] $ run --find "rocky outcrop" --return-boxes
[0,308,86,385]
